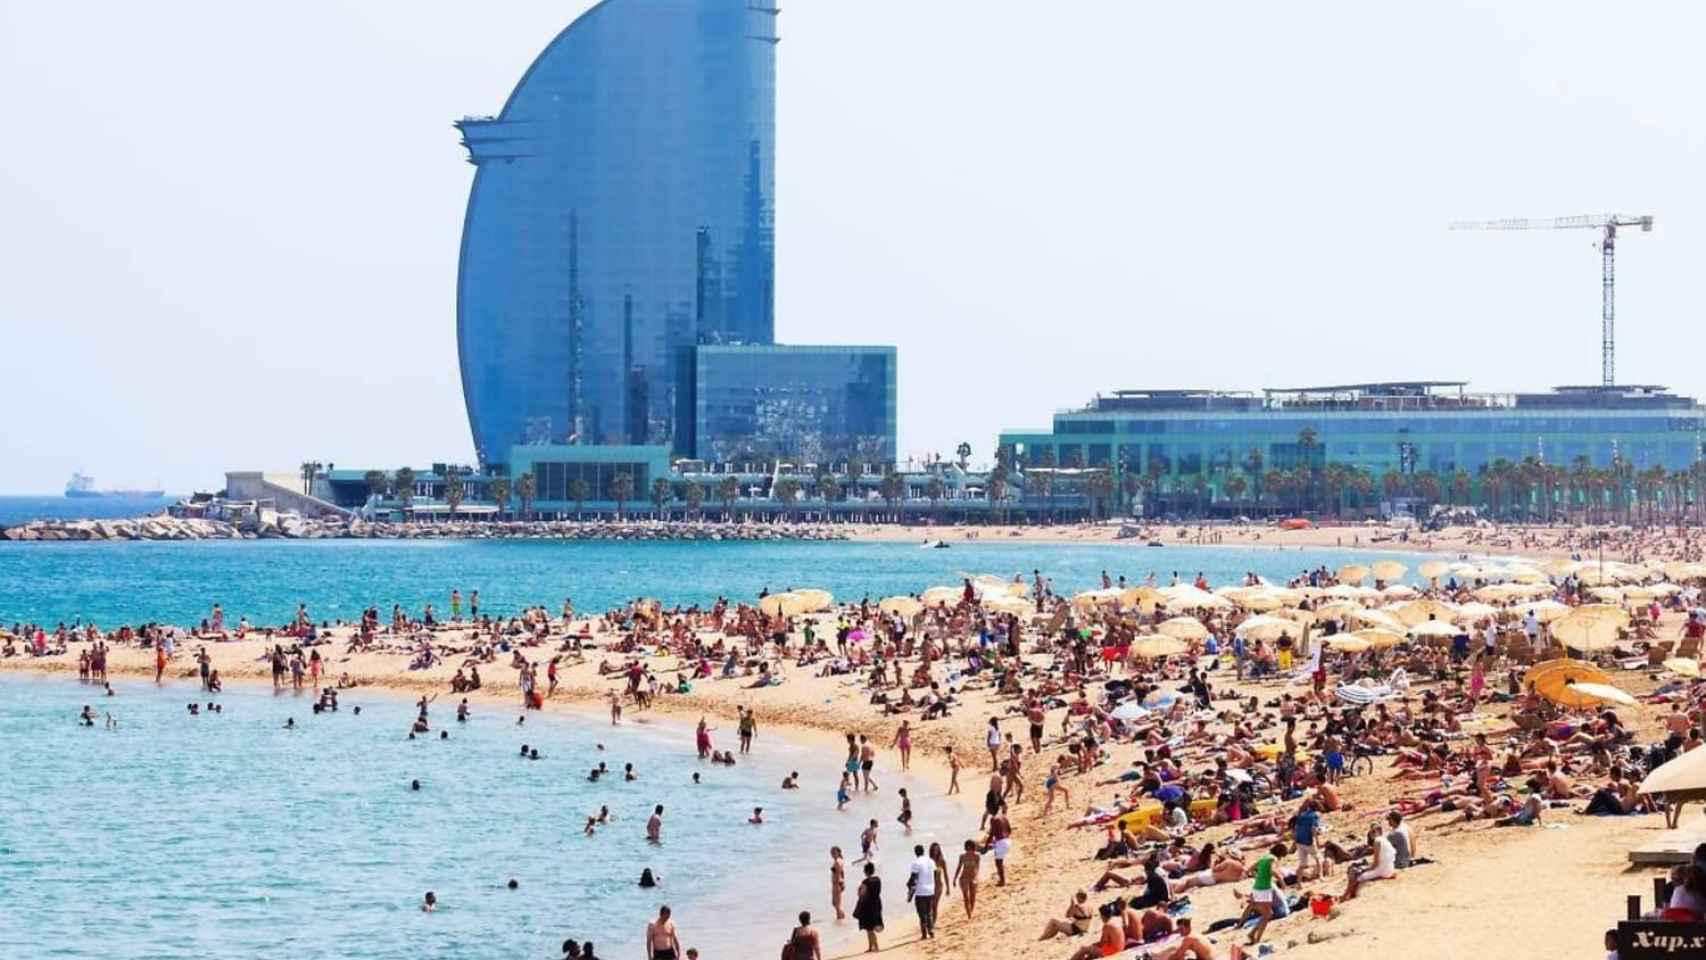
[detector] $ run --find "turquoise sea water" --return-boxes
[0,538,1445,628]
[0,673,959,959]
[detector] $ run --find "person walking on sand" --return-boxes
[853,862,883,953]
[891,720,913,772]
[946,745,961,795]
[985,717,1003,771]
[645,905,681,960]
[830,846,847,920]
[953,839,982,917]
[906,844,937,940]
[1043,756,1071,815]
[986,803,1012,886]
[450,588,461,623]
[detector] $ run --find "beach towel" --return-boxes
[1335,682,1397,706]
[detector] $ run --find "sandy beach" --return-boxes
[3,532,1699,960]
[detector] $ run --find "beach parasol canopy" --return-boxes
[1537,676,1636,709]
[1551,612,1626,653]
[1156,617,1209,641]
[1394,598,1459,627]
[1351,627,1407,650]
[759,592,810,618]
[1409,620,1460,641]
[1348,608,1407,633]
[1523,658,1611,692]
[1314,601,1364,621]
[1131,634,1189,658]
[1326,635,1372,653]
[793,589,834,612]
[1521,599,1572,623]
[879,596,924,618]
[1640,747,1706,803]
[1663,561,1706,582]
[1371,560,1407,583]
[1337,564,1369,585]
[1381,584,1420,600]
[1665,658,1701,679]
[1418,560,1451,580]
[1454,602,1500,622]
[1119,586,1167,611]
[920,586,961,605]
[1163,585,1232,610]
[1235,614,1298,640]
[984,595,1033,617]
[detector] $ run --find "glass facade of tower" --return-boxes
[455,0,777,465]
[684,345,897,465]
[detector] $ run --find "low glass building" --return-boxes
[999,382,1706,512]
[681,345,897,466]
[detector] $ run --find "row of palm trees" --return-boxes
[1101,451,1706,525]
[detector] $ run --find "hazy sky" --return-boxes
[2,1,1702,493]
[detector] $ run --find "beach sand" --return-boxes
[1,539,1690,960]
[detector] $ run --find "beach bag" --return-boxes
[780,942,795,960]
[529,690,543,709]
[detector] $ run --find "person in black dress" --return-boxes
[852,861,883,953]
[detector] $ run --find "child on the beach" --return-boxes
[837,772,852,810]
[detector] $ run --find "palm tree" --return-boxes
[363,470,387,504]
[650,477,673,519]
[716,475,740,521]
[393,467,417,510]
[1414,471,1440,514]
[611,471,634,520]
[880,471,905,523]
[1028,468,1053,524]
[845,460,865,516]
[955,442,973,470]
[444,471,465,520]
[1242,448,1265,515]
[774,477,802,521]
[988,466,1010,524]
[516,472,536,520]
[1223,471,1248,511]
[684,481,706,519]
[1295,428,1319,512]
[1381,470,1404,508]
[925,476,946,521]
[1085,470,1114,521]
[299,461,322,495]
[1352,469,1374,515]
[490,476,512,520]
[1262,469,1289,514]
[1450,468,1471,508]
[1322,463,1349,517]
[568,477,588,520]
[819,476,843,513]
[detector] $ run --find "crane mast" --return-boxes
[1449,213,1653,388]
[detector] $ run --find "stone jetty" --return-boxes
[0,515,850,543]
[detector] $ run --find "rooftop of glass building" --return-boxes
[1061,381,1697,417]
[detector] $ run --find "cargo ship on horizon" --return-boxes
[64,472,164,499]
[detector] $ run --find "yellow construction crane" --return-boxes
[1450,213,1654,388]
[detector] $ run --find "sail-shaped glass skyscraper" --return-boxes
[456,0,778,464]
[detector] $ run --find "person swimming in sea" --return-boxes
[749,807,765,824]
[420,891,436,913]
[639,868,660,888]
[78,705,96,726]
[782,772,799,790]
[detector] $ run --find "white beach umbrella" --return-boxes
[1156,617,1209,641]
